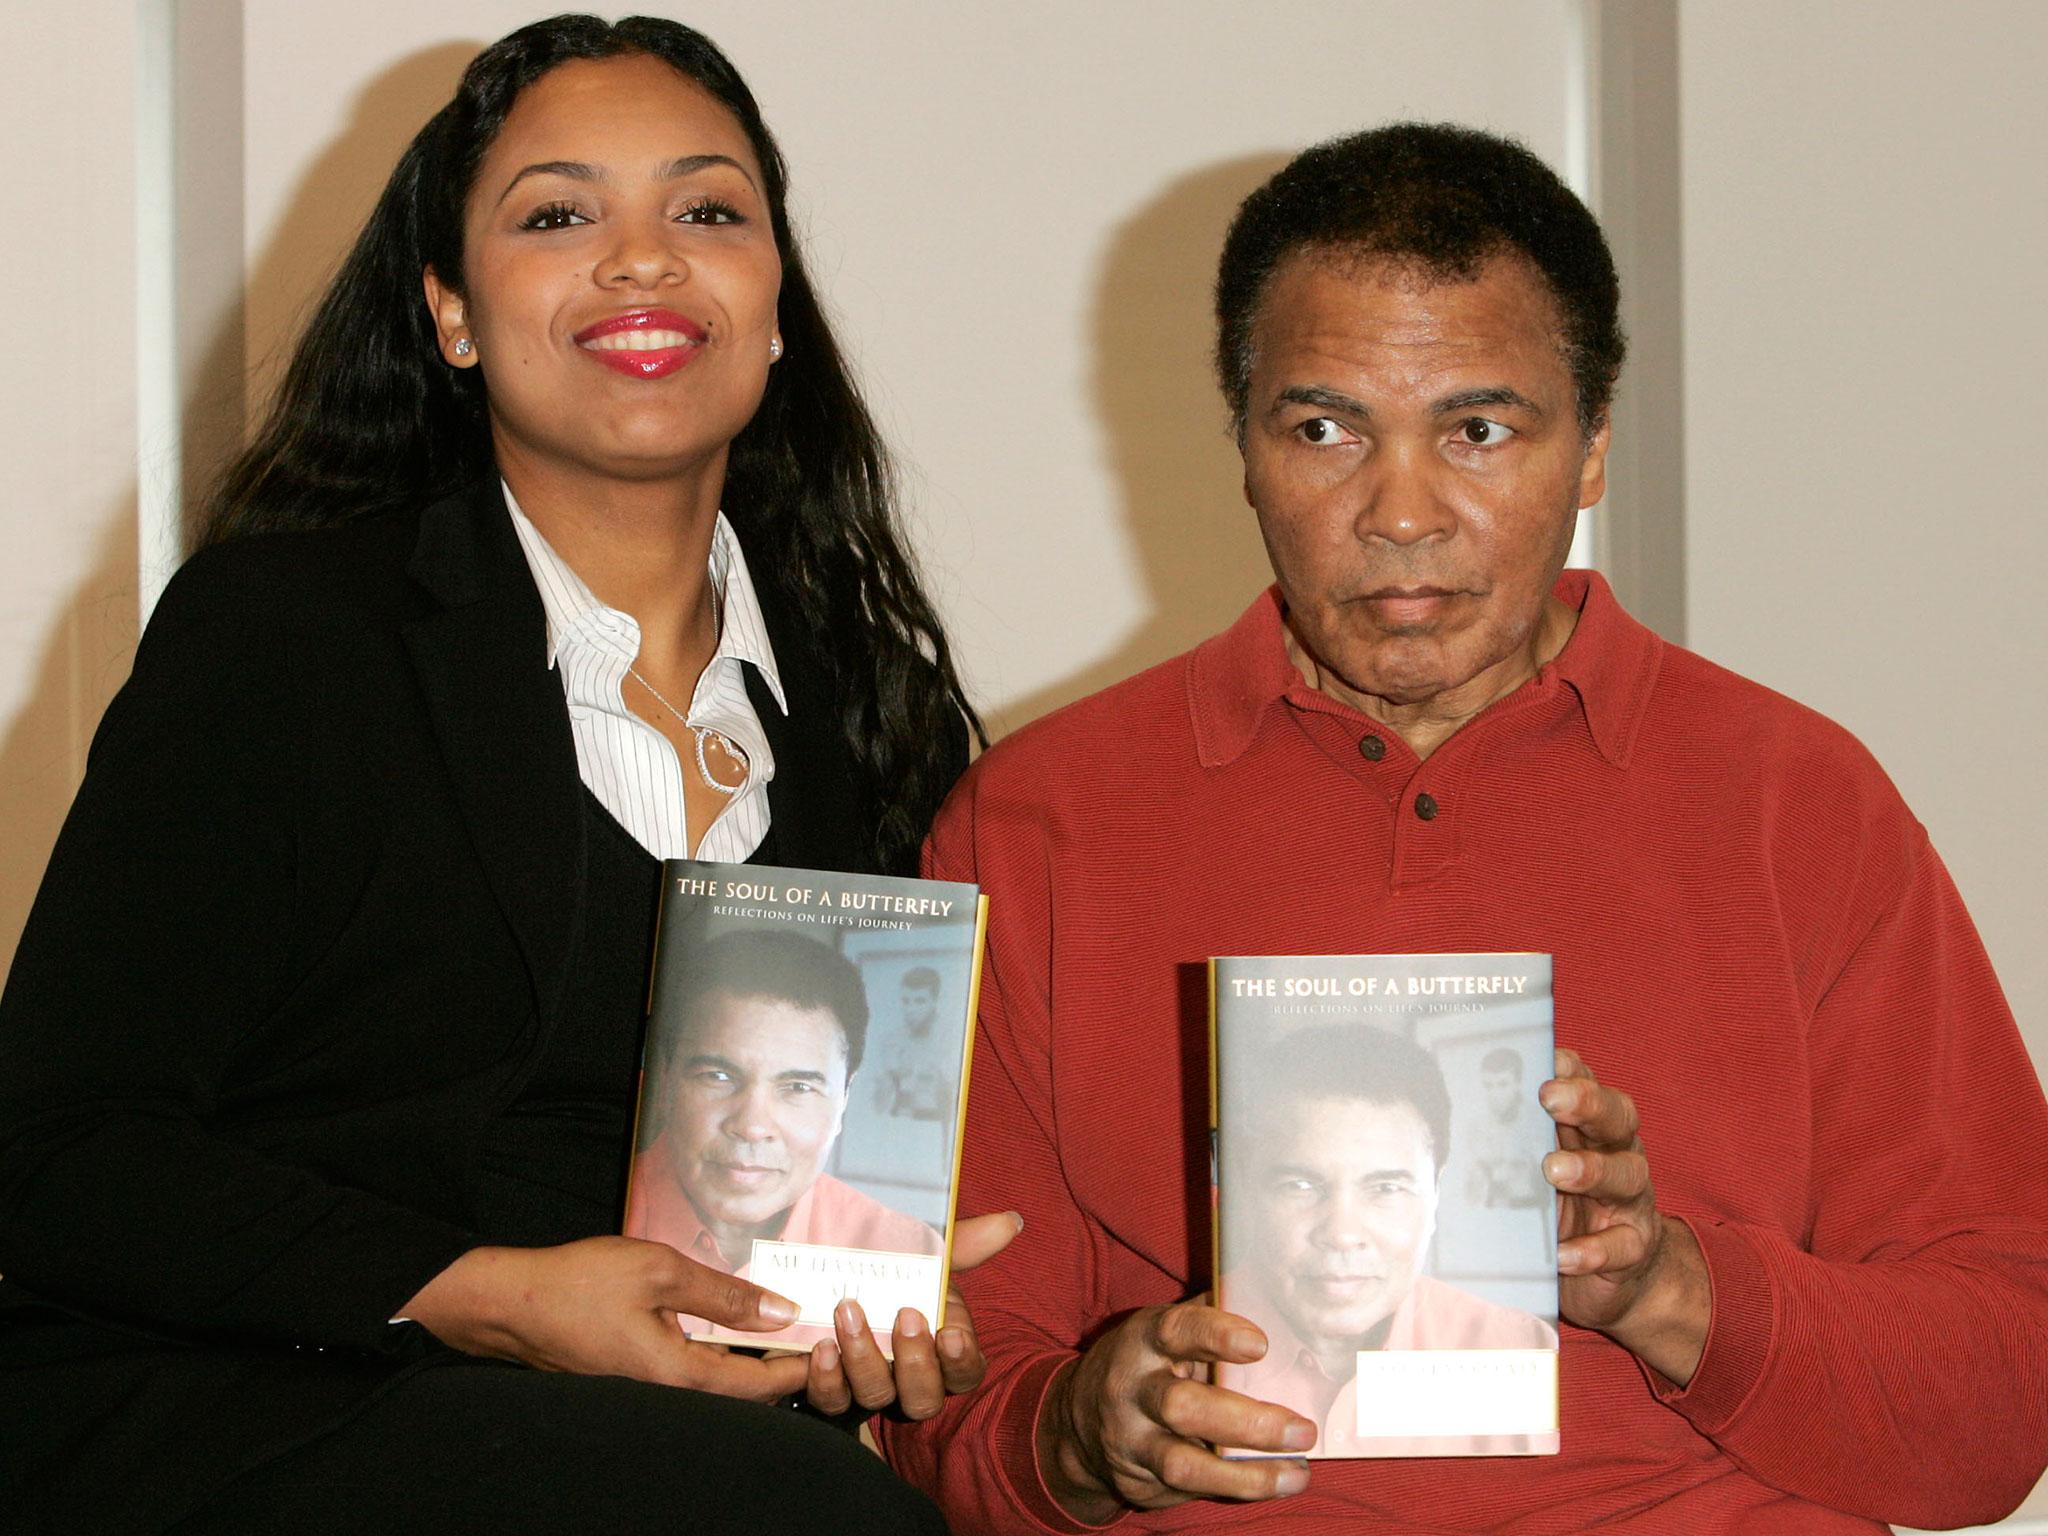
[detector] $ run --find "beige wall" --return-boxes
[0,0,140,981]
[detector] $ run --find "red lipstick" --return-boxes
[573,307,707,379]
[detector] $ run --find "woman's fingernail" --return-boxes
[939,1327,968,1360]
[1281,1420,1316,1451]
[762,1292,799,1324]
[1274,1461,1310,1496]
[836,1297,866,1332]
[897,1308,924,1338]
[816,1340,839,1371]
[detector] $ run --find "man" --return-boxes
[875,966,955,1122]
[1466,1047,1551,1212]
[881,125,2048,1533]
[1223,1024,1555,1459]
[626,930,943,1283]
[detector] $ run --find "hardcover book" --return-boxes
[1211,953,1560,1458]
[624,861,986,1355]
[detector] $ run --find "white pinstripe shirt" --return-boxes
[505,487,785,863]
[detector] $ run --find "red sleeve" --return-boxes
[1654,842,2048,1529]
[874,767,1129,1534]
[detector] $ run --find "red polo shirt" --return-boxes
[879,572,2048,1533]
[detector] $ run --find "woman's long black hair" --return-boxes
[202,14,983,873]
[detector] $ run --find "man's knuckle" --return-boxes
[1155,1439,1202,1490]
[1157,1376,1198,1427]
[1151,1303,1185,1350]
[1114,1473,1162,1508]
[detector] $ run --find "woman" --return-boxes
[0,15,1001,1534]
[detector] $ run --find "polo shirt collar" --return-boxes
[1188,568,1662,770]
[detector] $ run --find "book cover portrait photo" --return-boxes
[625,863,985,1353]
[1213,953,1560,1459]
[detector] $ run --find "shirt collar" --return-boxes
[1188,567,1661,771]
[503,482,788,716]
[705,512,788,716]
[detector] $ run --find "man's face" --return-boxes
[1250,1097,1440,1356]
[1240,251,1609,716]
[665,990,850,1234]
[900,983,938,1033]
[1483,1067,1523,1122]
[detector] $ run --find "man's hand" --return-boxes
[801,1209,1020,1419]
[1036,1300,1316,1524]
[400,1236,810,1401]
[1543,1048,1711,1384]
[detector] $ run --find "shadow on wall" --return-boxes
[989,152,1292,738]
[0,505,140,981]
[233,40,481,472]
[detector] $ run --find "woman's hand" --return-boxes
[799,1210,1022,1419]
[400,1235,811,1402]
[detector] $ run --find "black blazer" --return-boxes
[0,481,960,1532]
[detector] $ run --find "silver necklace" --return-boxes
[626,664,746,795]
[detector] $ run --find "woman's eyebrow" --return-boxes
[658,153,757,191]
[496,153,757,207]
[496,160,601,205]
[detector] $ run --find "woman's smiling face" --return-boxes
[427,52,784,486]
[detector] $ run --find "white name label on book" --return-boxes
[750,1240,945,1328]
[1351,1349,1559,1437]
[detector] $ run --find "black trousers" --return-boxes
[166,1359,950,1535]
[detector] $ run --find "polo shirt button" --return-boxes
[1414,792,1440,821]
[1359,734,1387,761]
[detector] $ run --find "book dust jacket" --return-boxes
[624,861,986,1355]
[1211,953,1559,1458]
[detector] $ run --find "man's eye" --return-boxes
[1297,417,1352,446]
[519,201,588,231]
[1456,417,1516,446]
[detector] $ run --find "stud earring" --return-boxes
[768,336,783,361]
[453,338,473,358]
